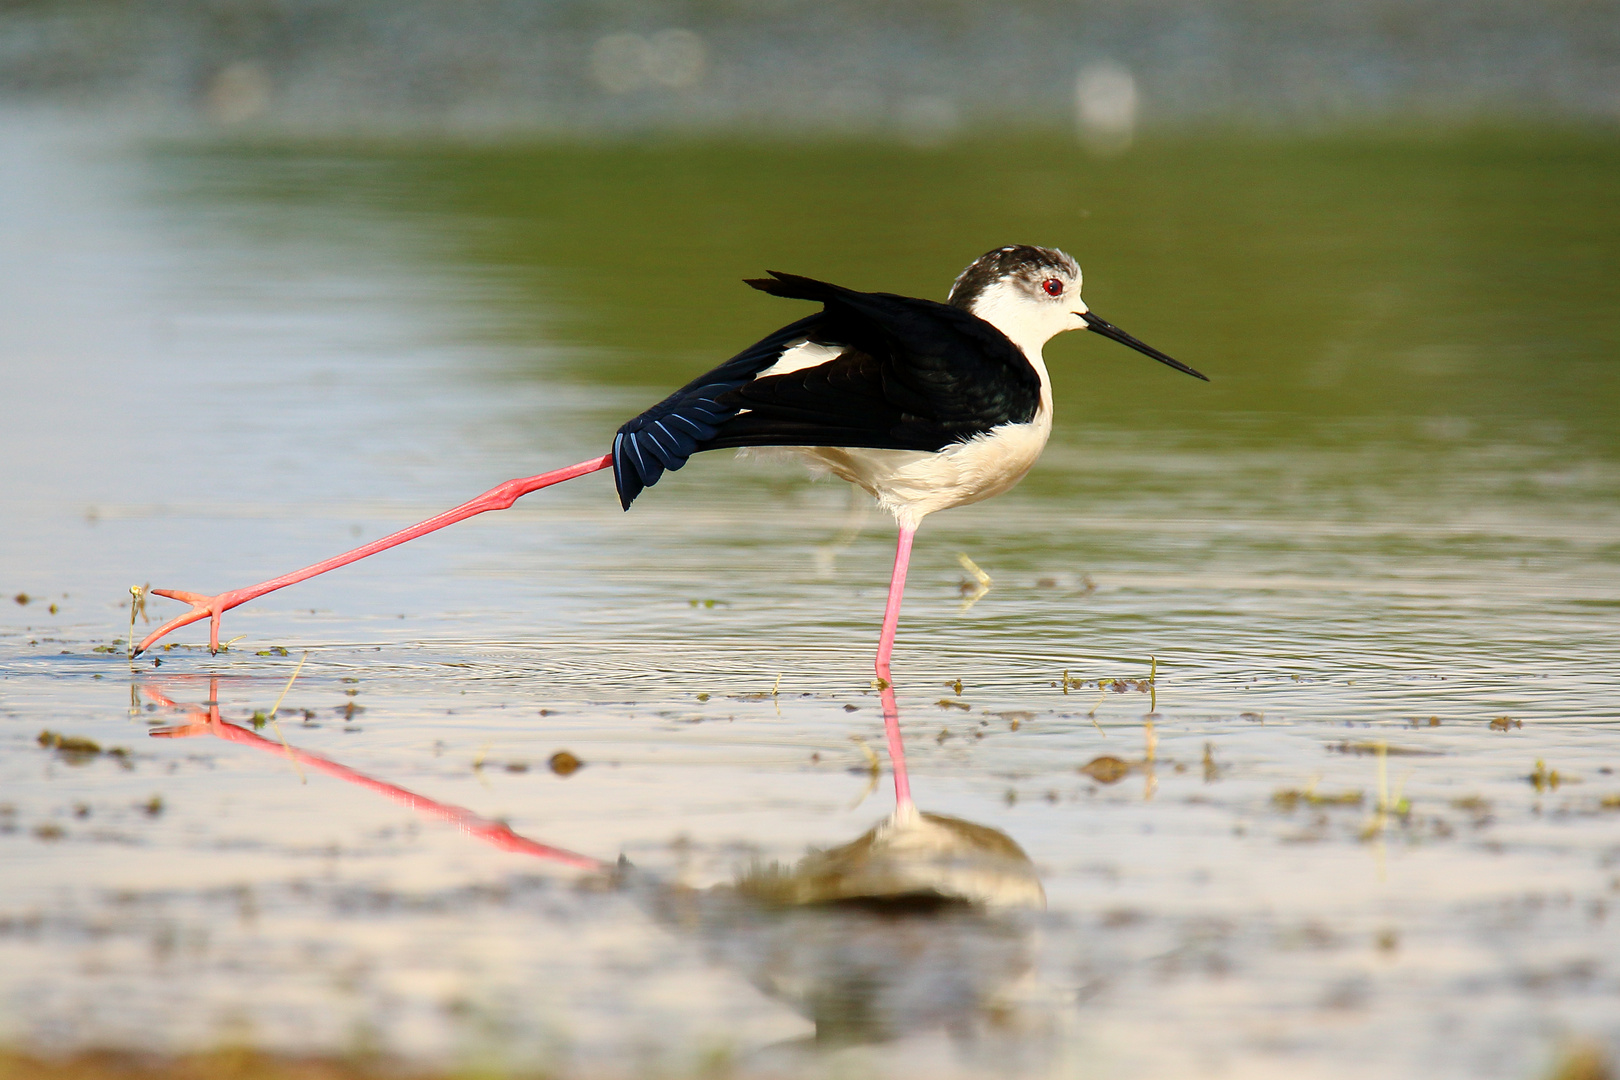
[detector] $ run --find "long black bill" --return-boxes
[1080,311,1209,381]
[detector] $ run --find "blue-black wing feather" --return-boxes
[612,273,1039,509]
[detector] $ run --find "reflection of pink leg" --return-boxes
[136,454,614,656]
[144,681,604,872]
[874,524,917,811]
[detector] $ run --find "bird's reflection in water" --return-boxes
[142,678,1047,1056]
[662,808,1045,1049]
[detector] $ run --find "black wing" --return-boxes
[612,272,1039,510]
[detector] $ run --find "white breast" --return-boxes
[750,339,1055,530]
[794,412,1050,529]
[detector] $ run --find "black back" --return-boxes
[612,272,1040,510]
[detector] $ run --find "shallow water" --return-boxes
[3,115,1619,1078]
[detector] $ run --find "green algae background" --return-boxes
[152,127,1620,452]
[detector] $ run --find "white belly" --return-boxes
[791,410,1052,529]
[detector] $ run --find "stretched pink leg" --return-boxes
[135,454,614,656]
[144,681,605,872]
[874,523,918,812]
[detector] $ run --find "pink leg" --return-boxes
[874,523,917,811]
[136,454,614,656]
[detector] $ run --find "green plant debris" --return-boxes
[256,646,291,657]
[37,730,102,763]
[936,698,971,711]
[1273,786,1364,810]
[956,552,992,611]
[1327,741,1441,757]
[1529,760,1577,792]
[688,598,727,608]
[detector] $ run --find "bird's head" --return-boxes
[948,245,1207,381]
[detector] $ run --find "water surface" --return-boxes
[2,118,1619,1078]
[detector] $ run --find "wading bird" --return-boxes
[136,245,1206,808]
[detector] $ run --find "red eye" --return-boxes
[1042,277,1064,297]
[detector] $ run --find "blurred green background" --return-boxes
[157,128,1620,457]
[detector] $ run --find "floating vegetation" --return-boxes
[37,729,104,764]
[1327,741,1441,757]
[1057,658,1159,712]
[1272,786,1365,810]
[1528,760,1576,793]
[1490,716,1522,731]
[256,646,291,657]
[936,698,971,711]
[549,751,583,776]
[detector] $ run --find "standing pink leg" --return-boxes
[135,454,614,656]
[874,523,917,811]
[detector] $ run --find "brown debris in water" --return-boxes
[1544,1042,1614,1080]
[549,750,583,776]
[1490,716,1522,731]
[1079,755,1132,784]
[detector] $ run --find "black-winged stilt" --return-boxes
[136,245,1206,809]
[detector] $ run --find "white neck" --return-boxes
[966,291,1059,416]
